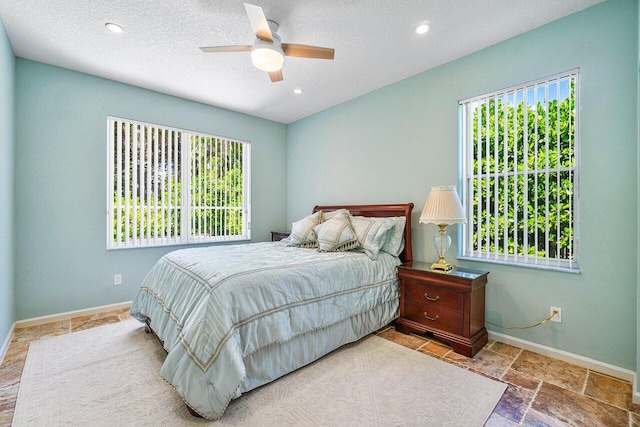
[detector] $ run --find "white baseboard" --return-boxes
[15,301,132,328]
[0,322,16,365]
[489,331,636,383]
[634,374,640,405]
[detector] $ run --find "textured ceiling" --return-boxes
[0,0,604,124]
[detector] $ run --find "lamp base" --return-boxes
[430,260,454,272]
[431,224,453,272]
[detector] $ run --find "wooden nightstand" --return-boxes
[271,231,290,242]
[395,262,489,357]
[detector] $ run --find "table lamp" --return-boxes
[419,185,466,272]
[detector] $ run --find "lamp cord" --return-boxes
[486,310,559,330]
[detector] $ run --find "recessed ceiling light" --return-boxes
[105,23,124,34]
[414,23,430,35]
[293,88,303,95]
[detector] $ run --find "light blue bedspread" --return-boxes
[130,240,400,419]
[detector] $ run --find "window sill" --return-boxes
[457,256,581,274]
[107,237,251,251]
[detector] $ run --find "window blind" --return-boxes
[460,70,579,271]
[107,117,250,249]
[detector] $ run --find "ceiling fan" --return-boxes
[199,3,335,83]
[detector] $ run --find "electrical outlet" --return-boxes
[550,306,562,323]
[113,274,122,286]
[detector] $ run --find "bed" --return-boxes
[130,203,414,420]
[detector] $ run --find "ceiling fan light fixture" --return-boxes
[199,4,334,82]
[251,40,285,72]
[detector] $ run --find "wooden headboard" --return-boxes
[312,203,414,264]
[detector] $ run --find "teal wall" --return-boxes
[14,60,287,319]
[0,19,15,345]
[637,0,640,399]
[288,0,638,370]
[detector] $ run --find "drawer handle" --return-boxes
[424,312,439,321]
[424,293,440,302]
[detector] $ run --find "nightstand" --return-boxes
[395,262,489,357]
[271,231,290,242]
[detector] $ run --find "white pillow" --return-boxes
[350,216,395,260]
[288,211,322,248]
[380,216,406,257]
[314,212,359,252]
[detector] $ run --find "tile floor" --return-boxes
[0,308,638,426]
[377,327,640,426]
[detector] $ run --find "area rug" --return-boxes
[12,319,506,426]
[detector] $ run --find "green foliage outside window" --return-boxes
[468,77,576,262]
[111,122,246,245]
[190,136,244,238]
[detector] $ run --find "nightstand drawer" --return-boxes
[404,280,464,313]
[403,300,464,336]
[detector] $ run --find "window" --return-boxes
[460,70,579,271]
[107,117,250,249]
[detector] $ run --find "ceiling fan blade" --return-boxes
[200,45,252,53]
[244,3,273,42]
[269,70,283,82]
[282,44,335,60]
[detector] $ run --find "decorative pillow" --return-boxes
[321,209,350,223]
[350,216,396,260]
[380,216,407,257]
[288,211,322,248]
[314,212,359,252]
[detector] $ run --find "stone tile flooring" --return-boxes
[0,308,637,426]
[377,327,639,426]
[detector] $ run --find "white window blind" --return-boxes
[460,70,579,271]
[107,117,250,249]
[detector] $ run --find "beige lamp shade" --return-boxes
[419,185,466,225]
